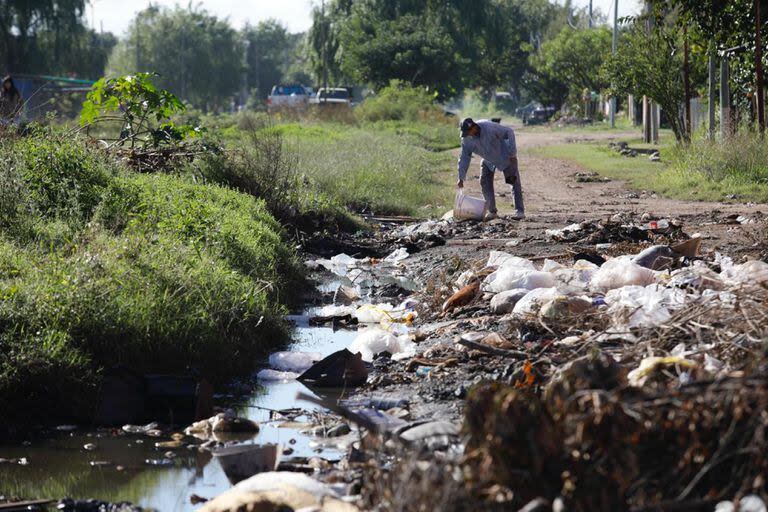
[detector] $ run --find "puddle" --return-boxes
[0,316,359,510]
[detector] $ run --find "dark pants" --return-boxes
[480,159,524,214]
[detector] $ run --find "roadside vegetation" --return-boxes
[536,133,768,203]
[0,132,304,424]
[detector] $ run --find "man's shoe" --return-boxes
[511,210,525,220]
[484,211,499,221]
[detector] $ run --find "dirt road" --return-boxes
[455,125,766,257]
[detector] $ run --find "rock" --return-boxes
[539,296,592,322]
[490,289,528,314]
[326,423,351,437]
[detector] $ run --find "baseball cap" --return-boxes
[460,117,476,136]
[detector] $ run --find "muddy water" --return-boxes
[0,315,358,511]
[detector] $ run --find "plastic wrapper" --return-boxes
[590,257,656,291]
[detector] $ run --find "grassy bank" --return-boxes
[0,134,302,424]
[204,115,457,217]
[536,135,768,203]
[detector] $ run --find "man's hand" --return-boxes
[456,179,464,189]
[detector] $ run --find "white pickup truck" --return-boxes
[266,84,312,110]
[309,88,352,106]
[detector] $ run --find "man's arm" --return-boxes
[457,139,473,186]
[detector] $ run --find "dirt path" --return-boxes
[454,124,766,255]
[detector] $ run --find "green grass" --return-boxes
[535,134,768,203]
[533,140,667,186]
[0,135,302,425]
[277,122,457,216]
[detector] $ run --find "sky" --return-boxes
[84,0,643,36]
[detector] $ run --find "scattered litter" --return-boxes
[268,351,322,373]
[256,369,300,382]
[627,356,697,386]
[347,328,415,362]
[212,444,281,484]
[299,349,369,387]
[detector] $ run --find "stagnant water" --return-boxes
[0,314,358,511]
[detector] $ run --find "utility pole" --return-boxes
[610,0,618,128]
[135,17,141,71]
[321,0,328,103]
[589,0,593,28]
[721,56,731,139]
[683,26,692,141]
[756,0,765,134]
[708,44,716,140]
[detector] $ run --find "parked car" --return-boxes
[309,87,352,106]
[516,101,556,125]
[266,84,311,109]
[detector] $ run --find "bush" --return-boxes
[356,81,443,123]
[661,133,768,202]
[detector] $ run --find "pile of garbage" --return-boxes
[361,233,768,509]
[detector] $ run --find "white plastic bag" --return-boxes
[486,251,536,271]
[512,287,563,317]
[590,257,656,291]
[348,328,415,362]
[483,268,556,293]
[268,351,322,373]
[604,284,686,329]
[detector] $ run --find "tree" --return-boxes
[529,26,612,111]
[0,0,114,77]
[340,10,463,95]
[602,22,687,141]
[243,20,292,99]
[107,5,241,111]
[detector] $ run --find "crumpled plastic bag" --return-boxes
[483,268,556,293]
[268,351,322,373]
[486,251,536,271]
[721,259,768,286]
[590,257,656,291]
[512,287,564,317]
[604,284,686,329]
[627,356,697,386]
[552,260,599,294]
[347,328,416,362]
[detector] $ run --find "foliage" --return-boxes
[340,10,463,97]
[243,20,300,99]
[0,134,301,423]
[0,0,116,78]
[602,22,687,142]
[529,26,612,110]
[355,81,440,122]
[80,73,199,149]
[107,5,242,111]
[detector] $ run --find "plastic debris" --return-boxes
[590,257,656,291]
[627,356,697,386]
[347,328,416,362]
[490,288,529,314]
[512,288,564,317]
[256,369,300,382]
[298,349,368,388]
[268,351,322,373]
[383,247,409,263]
[483,268,556,293]
[604,284,686,329]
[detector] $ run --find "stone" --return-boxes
[490,289,528,314]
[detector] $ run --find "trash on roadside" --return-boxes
[185,412,259,438]
[627,356,697,386]
[298,349,369,387]
[442,281,480,313]
[268,351,322,373]
[256,369,301,382]
[590,257,656,291]
[212,443,282,484]
[346,328,416,362]
[490,288,529,314]
[454,191,486,221]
